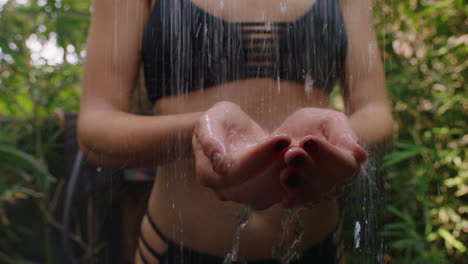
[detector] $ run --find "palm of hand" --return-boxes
[193,103,367,210]
[273,108,367,206]
[193,102,291,210]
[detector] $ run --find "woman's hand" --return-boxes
[273,108,368,207]
[193,101,292,210]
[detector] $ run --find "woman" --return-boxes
[77,0,393,263]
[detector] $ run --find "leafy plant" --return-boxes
[0,0,466,263]
[0,0,92,263]
[376,0,467,263]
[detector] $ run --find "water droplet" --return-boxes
[277,76,281,94]
[354,221,361,249]
[304,73,314,96]
[280,0,287,12]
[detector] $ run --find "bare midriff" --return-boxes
[140,78,340,260]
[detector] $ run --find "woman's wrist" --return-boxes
[348,103,393,146]
[77,109,204,168]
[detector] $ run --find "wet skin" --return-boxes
[71,0,391,263]
[193,101,366,210]
[76,0,391,262]
[136,0,364,262]
[140,79,350,262]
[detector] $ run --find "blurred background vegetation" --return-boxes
[0,0,466,263]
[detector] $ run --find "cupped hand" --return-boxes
[273,108,368,207]
[193,101,292,210]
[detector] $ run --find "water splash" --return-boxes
[343,160,386,263]
[354,220,361,249]
[223,206,253,264]
[273,209,304,264]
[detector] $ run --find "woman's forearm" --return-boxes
[77,109,203,168]
[348,102,393,146]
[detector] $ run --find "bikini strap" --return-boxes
[146,210,169,242]
[137,246,150,264]
[139,234,165,262]
[137,210,169,263]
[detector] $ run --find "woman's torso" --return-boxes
[141,0,346,260]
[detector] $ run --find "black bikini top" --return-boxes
[142,0,348,103]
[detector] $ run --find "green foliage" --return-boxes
[0,0,89,117]
[0,145,53,192]
[0,0,92,262]
[0,145,47,264]
[376,0,467,263]
[0,0,466,263]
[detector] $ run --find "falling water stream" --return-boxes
[219,166,385,264]
[222,206,252,264]
[344,156,387,263]
[169,0,386,261]
[223,207,306,264]
[137,0,386,263]
[272,209,304,264]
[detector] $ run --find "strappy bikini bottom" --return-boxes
[138,211,343,264]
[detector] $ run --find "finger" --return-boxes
[217,158,286,210]
[300,136,361,185]
[329,131,367,164]
[283,139,352,202]
[350,143,367,165]
[195,113,238,178]
[222,135,291,186]
[279,167,299,207]
[283,147,332,190]
[279,166,324,208]
[196,105,270,177]
[273,108,325,139]
[192,135,225,188]
[283,146,309,169]
[321,114,368,163]
[238,134,291,168]
[195,114,228,158]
